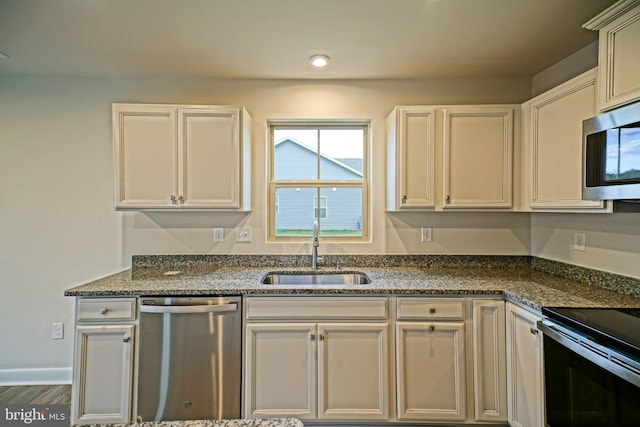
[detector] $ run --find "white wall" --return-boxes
[0,74,533,380]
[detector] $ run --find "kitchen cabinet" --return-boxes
[386,106,437,210]
[244,297,390,422]
[395,298,466,422]
[442,106,514,209]
[506,302,545,427]
[584,1,640,111]
[521,68,610,212]
[113,103,252,210]
[471,299,507,423]
[71,298,137,425]
[386,105,516,211]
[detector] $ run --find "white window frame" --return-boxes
[267,119,370,242]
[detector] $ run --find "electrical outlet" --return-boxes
[236,226,252,242]
[213,228,224,243]
[573,232,586,252]
[52,322,64,340]
[421,227,432,242]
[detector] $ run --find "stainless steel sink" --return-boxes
[261,271,371,285]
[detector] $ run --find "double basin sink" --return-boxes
[261,271,371,285]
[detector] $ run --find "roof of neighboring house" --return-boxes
[275,137,363,177]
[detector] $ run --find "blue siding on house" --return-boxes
[274,138,363,231]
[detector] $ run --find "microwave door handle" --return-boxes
[140,302,238,314]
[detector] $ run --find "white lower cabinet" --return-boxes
[472,300,507,423]
[71,298,137,425]
[506,302,545,427]
[243,297,390,422]
[396,321,466,421]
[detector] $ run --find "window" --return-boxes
[314,196,327,219]
[268,121,369,240]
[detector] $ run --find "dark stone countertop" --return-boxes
[85,418,304,427]
[64,255,640,312]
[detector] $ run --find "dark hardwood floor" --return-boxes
[0,385,71,404]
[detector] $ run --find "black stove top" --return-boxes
[542,307,640,361]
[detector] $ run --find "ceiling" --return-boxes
[0,0,617,80]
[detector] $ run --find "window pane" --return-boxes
[274,129,318,180]
[275,187,362,237]
[319,187,362,236]
[319,129,364,180]
[274,187,316,236]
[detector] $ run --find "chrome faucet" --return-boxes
[311,221,323,270]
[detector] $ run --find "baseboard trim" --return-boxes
[0,368,72,385]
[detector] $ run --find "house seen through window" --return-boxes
[268,122,369,240]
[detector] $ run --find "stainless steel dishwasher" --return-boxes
[137,296,241,422]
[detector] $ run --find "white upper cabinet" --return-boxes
[113,103,251,210]
[584,0,640,111]
[442,106,514,209]
[386,106,437,210]
[521,69,610,212]
[386,105,516,211]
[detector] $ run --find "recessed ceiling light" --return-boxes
[310,54,329,68]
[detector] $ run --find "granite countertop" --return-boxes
[64,255,640,312]
[88,418,303,427]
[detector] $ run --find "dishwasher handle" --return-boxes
[140,301,238,314]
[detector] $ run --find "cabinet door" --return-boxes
[386,107,436,210]
[442,106,513,209]
[113,105,177,209]
[317,323,389,420]
[506,303,545,427]
[178,107,242,208]
[472,300,507,422]
[396,321,466,421]
[244,323,317,420]
[596,5,640,110]
[71,325,134,424]
[526,69,608,211]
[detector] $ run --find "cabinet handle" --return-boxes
[319,334,326,341]
[123,336,130,343]
[429,325,435,332]
[445,195,451,204]
[177,195,184,204]
[99,308,109,315]
[530,327,539,335]
[310,334,316,341]
[402,195,407,204]
[429,308,436,314]
[170,195,177,204]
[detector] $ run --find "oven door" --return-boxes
[539,320,640,427]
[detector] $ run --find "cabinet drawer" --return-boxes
[77,298,136,321]
[246,297,388,320]
[397,298,464,320]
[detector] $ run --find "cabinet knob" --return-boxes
[402,195,407,204]
[319,334,326,341]
[445,195,451,204]
[99,308,109,315]
[123,335,130,343]
[310,334,316,341]
[429,308,436,314]
[530,327,539,335]
[429,325,435,332]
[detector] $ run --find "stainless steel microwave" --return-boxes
[583,101,640,201]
